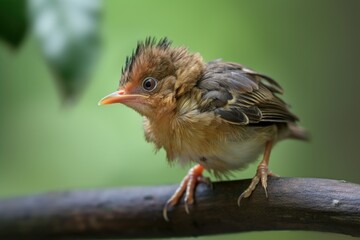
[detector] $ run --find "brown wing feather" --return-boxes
[197,61,298,125]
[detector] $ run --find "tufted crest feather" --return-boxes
[120,37,172,85]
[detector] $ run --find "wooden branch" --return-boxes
[0,177,359,239]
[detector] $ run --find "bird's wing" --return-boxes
[197,60,299,125]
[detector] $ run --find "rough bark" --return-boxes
[0,177,359,239]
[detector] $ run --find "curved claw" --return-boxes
[237,193,245,207]
[163,201,172,222]
[261,180,268,198]
[184,195,193,215]
[184,202,190,214]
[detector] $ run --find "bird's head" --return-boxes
[99,37,204,119]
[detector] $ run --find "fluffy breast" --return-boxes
[144,104,277,177]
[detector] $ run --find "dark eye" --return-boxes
[142,77,158,91]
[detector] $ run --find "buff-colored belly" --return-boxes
[144,112,276,175]
[199,139,266,172]
[175,125,276,175]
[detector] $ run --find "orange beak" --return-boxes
[98,89,143,106]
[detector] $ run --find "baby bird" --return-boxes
[99,38,307,221]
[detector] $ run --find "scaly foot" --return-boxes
[237,163,278,206]
[237,140,278,206]
[163,164,212,221]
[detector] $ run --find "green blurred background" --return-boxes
[1,0,360,239]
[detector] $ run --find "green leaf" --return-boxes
[0,0,28,48]
[28,0,102,102]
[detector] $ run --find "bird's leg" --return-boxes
[237,140,277,206]
[163,164,211,221]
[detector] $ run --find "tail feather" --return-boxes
[287,123,309,141]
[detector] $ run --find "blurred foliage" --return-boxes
[28,0,101,101]
[0,0,27,48]
[1,1,360,240]
[0,0,101,101]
